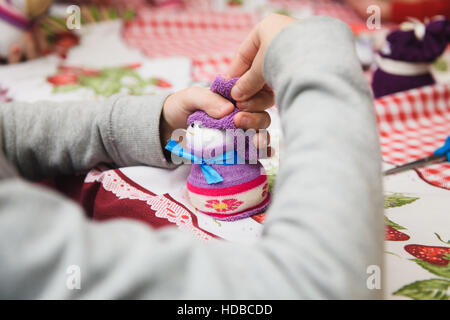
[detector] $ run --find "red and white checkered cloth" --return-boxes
[375,84,450,190]
[122,9,257,81]
[271,0,363,24]
[122,0,364,82]
[311,0,363,24]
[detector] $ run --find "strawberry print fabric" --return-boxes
[383,167,449,300]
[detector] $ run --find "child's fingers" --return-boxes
[226,27,260,79]
[234,111,271,130]
[8,44,22,64]
[236,87,275,112]
[230,49,266,102]
[23,32,37,60]
[183,87,235,118]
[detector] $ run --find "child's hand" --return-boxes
[227,14,297,105]
[161,86,272,152]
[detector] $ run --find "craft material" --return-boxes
[372,17,450,98]
[165,76,271,221]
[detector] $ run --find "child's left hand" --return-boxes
[161,86,272,152]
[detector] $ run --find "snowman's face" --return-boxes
[186,122,228,150]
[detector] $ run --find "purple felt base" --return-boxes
[372,69,435,98]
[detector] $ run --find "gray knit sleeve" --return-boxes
[0,94,175,180]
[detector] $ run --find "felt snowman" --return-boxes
[0,0,53,58]
[372,17,450,98]
[166,76,271,221]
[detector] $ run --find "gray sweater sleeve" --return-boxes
[0,17,384,299]
[0,94,175,180]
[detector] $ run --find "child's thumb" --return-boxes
[230,50,265,102]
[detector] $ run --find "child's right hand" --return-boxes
[227,14,297,105]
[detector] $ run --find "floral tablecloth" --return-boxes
[0,0,448,300]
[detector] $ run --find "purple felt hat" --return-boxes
[210,75,239,102]
[187,76,240,130]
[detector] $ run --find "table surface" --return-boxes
[0,0,449,300]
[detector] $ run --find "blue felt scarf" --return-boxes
[165,139,243,184]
